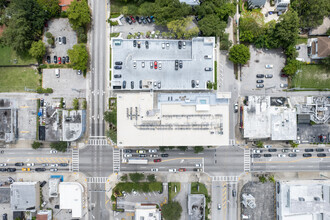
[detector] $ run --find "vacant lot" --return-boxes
[0,46,36,65]
[292,64,330,89]
[0,67,40,92]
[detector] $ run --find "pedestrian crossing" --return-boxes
[88,138,108,146]
[244,149,251,172]
[212,176,238,182]
[87,177,109,183]
[113,148,120,173]
[72,148,79,172]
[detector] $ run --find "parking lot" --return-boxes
[43,18,77,63]
[241,46,287,94]
[111,38,215,90]
[298,124,330,144]
[241,181,275,220]
[296,44,310,63]
[43,69,86,97]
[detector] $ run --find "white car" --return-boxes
[159,62,162,70]
[0,163,7,167]
[162,43,165,49]
[124,154,132,157]
[278,154,286,157]
[132,190,137,195]
[27,163,35,166]
[264,145,272,149]
[151,168,158,172]
[166,42,170,48]
[141,62,145,68]
[265,64,273,69]
[280,84,288,88]
[50,150,57,154]
[195,164,202,167]
[169,169,177,172]
[133,61,137,68]
[50,164,59,167]
[196,80,199,88]
[58,36,62,45]
[292,149,300,152]
[149,149,157,153]
[50,168,58,172]
[253,149,261,153]
[149,154,159,158]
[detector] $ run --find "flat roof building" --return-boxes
[0,99,17,143]
[10,182,40,212]
[243,96,297,140]
[135,204,161,220]
[188,194,205,220]
[49,178,60,197]
[117,92,229,147]
[276,180,330,220]
[59,182,83,219]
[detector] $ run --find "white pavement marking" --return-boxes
[113,148,120,173]
[244,149,251,172]
[71,147,79,172]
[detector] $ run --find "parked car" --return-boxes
[47,56,51,64]
[62,36,66,44]
[40,181,47,187]
[282,149,290,153]
[22,168,31,171]
[256,74,264,78]
[66,56,69,63]
[139,80,142,89]
[2,213,7,220]
[114,74,122,78]
[35,168,46,172]
[256,80,264,83]
[129,15,135,23]
[58,57,61,64]
[27,163,34,166]
[0,168,7,172]
[114,66,122,69]
[179,60,183,68]
[232,189,236,197]
[50,168,58,172]
[136,150,146,154]
[316,148,324,152]
[157,82,161,89]
[54,56,57,64]
[139,154,147,157]
[191,80,195,88]
[161,154,169,157]
[292,149,300,152]
[169,169,176,172]
[154,61,157,69]
[149,149,157,153]
[131,81,134,89]
[133,61,137,68]
[204,67,212,71]
[59,163,68,167]
[146,16,151,23]
[77,70,82,75]
[251,154,261,158]
[218,204,221,210]
[126,17,132,24]
[154,159,161,163]
[42,163,49,167]
[159,62,162,70]
[305,149,314,152]
[265,64,273,69]
[50,164,59,167]
[178,41,182,49]
[133,40,137,47]
[317,153,326,157]
[253,149,262,153]
[268,149,277,152]
[50,150,57,154]
[234,103,238,113]
[58,36,62,45]
[303,153,312,157]
[288,153,297,157]
[15,162,24,166]
[256,84,264,88]
[124,149,132,153]
[136,16,141,24]
[277,154,286,157]
[115,61,123,65]
[265,74,273,78]
[178,168,186,172]
[123,80,126,89]
[0,163,6,167]
[264,154,272,157]
[7,168,16,172]
[124,154,132,157]
[175,60,179,70]
[280,84,288,88]
[151,168,158,172]
[264,145,272,148]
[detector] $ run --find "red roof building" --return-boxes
[59,0,74,11]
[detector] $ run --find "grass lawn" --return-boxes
[110,0,138,14]
[168,182,181,201]
[296,37,308,45]
[0,67,40,92]
[291,64,330,90]
[0,46,36,65]
[191,182,208,195]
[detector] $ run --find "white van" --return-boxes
[55,69,60,78]
[169,169,177,172]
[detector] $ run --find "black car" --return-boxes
[62,36,66,44]
[7,168,16,172]
[114,74,122,78]
[303,153,312,157]
[178,41,182,49]
[161,154,169,157]
[268,149,277,152]
[62,56,66,64]
[3,213,7,220]
[251,154,261,158]
[40,181,47,187]
[256,74,264,78]
[115,61,123,65]
[47,56,51,64]
[123,80,126,89]
[54,56,57,64]
[66,56,69,63]
[288,153,297,157]
[175,60,179,70]
[317,153,326,157]
[139,80,142,89]
[133,40,137,47]
[191,80,195,88]
[179,60,183,68]
[126,17,132,24]
[0,168,7,172]
[264,154,272,157]
[316,148,324,152]
[59,163,68,167]
[15,162,24,166]
[114,66,122,69]
[145,41,149,49]
[131,81,134,89]
[305,149,314,152]
[35,168,46,172]
[139,154,147,157]
[256,80,264,83]
[124,149,132,153]
[136,16,142,24]
[40,98,44,107]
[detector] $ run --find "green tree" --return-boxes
[82,100,87,110]
[283,60,300,76]
[2,0,47,53]
[138,2,156,15]
[289,140,299,148]
[228,44,250,65]
[256,141,264,148]
[274,10,299,48]
[104,110,117,126]
[198,14,226,37]
[194,146,204,153]
[47,38,54,45]
[321,55,330,68]
[159,146,166,152]
[67,44,88,71]
[291,0,330,29]
[268,175,275,183]
[73,98,79,110]
[129,173,144,183]
[167,17,199,39]
[37,0,61,19]
[29,40,46,63]
[32,141,42,149]
[178,146,188,151]
[162,201,182,220]
[120,174,128,182]
[215,3,236,21]
[285,45,298,60]
[259,175,267,183]
[154,0,191,26]
[67,0,91,30]
[50,141,67,152]
[147,174,156,182]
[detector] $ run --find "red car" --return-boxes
[154,61,157,69]
[130,16,136,23]
[58,57,61,64]
[179,168,186,172]
[154,159,161,163]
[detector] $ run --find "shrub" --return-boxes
[36,87,53,94]
[129,173,144,183]
[45,32,53,38]
[109,20,119,26]
[73,98,79,110]
[120,174,128,182]
[82,100,87,110]
[32,141,42,149]
[194,146,204,153]
[147,174,156,182]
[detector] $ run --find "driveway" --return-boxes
[173,182,190,220]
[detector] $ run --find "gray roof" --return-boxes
[10,182,39,211]
[248,0,266,7]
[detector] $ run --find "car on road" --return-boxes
[40,181,47,187]
[232,189,236,197]
[42,163,49,167]
[59,163,68,167]
[51,164,59,167]
[282,149,290,153]
[288,153,297,157]
[161,154,168,157]
[317,153,326,157]
[253,149,262,153]
[148,149,157,153]
[149,154,159,157]
[179,168,186,172]
[50,168,58,172]
[256,74,264,78]
[316,148,324,152]
[139,154,147,157]
[0,168,7,172]
[256,80,264,83]
[35,168,46,172]
[124,154,132,157]
[7,168,16,172]
[204,67,212,71]
[278,154,286,157]
[218,204,221,210]
[154,159,161,163]
[195,164,202,167]
[264,145,272,149]
[0,163,6,167]
[22,168,31,171]
[251,154,261,158]
[114,74,122,78]
[265,74,273,78]
[292,149,300,152]
[169,169,176,172]
[124,149,132,153]
[303,153,312,157]
[151,168,158,172]
[27,163,35,166]
[268,149,277,152]
[234,103,238,113]
[193,168,202,172]
[264,154,272,157]
[256,84,264,88]
[136,150,146,154]
[50,150,57,154]
[265,64,273,69]
[305,149,314,152]
[15,162,24,166]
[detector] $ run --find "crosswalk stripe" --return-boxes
[244,149,251,172]
[87,177,109,183]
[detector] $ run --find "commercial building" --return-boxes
[117,92,230,147]
[0,99,17,143]
[276,180,330,220]
[243,96,297,140]
[111,37,215,90]
[135,204,161,220]
[10,182,40,212]
[49,178,60,197]
[62,110,86,141]
[297,96,330,124]
[59,182,84,219]
[188,194,205,220]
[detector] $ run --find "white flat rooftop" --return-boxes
[59,182,84,218]
[117,92,229,147]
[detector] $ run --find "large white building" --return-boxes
[117,92,230,147]
[59,182,84,219]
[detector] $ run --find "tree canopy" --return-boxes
[29,40,46,63]
[50,142,67,152]
[67,0,91,30]
[67,44,88,71]
[1,0,47,53]
[153,0,191,26]
[291,0,330,29]
[198,14,226,37]
[37,0,61,19]
[129,173,144,182]
[274,10,299,48]
[229,44,250,65]
[162,201,182,220]
[167,17,199,39]
[32,141,42,149]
